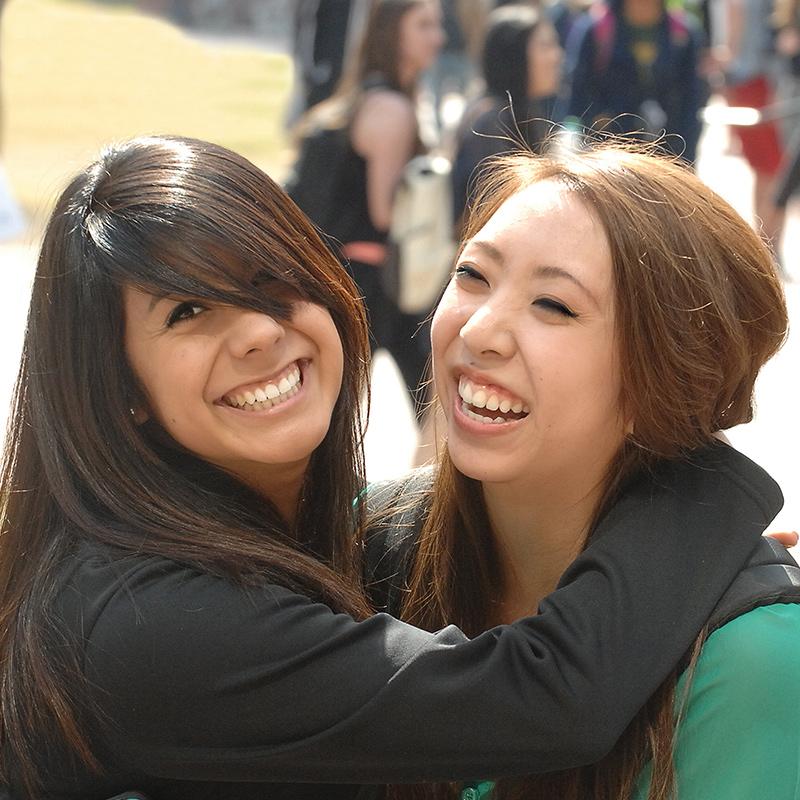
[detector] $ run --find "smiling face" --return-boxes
[432,179,628,495]
[124,287,344,499]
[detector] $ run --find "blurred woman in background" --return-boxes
[303,0,445,426]
[451,4,563,231]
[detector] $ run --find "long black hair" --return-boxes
[0,136,372,796]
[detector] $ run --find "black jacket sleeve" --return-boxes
[77,443,780,783]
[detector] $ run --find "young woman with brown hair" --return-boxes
[376,144,799,800]
[0,135,785,799]
[300,0,445,422]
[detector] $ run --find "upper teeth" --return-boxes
[226,365,301,410]
[458,376,529,414]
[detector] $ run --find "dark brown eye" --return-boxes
[166,302,205,327]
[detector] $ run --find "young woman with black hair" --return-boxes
[0,135,784,799]
[451,4,563,230]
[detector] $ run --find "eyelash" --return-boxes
[166,301,206,327]
[534,298,578,318]
[455,265,578,319]
[454,264,485,282]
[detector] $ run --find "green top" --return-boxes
[461,604,800,800]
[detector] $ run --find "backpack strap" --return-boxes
[706,537,800,635]
[592,8,616,74]
[666,9,691,47]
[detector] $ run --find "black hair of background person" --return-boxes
[482,7,533,112]
[451,5,558,228]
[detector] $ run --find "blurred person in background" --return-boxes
[773,0,800,213]
[424,0,475,132]
[451,4,563,231]
[565,0,705,163]
[287,0,372,124]
[548,0,593,48]
[302,0,445,439]
[710,0,786,257]
[0,0,25,242]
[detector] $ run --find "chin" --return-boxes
[447,445,519,486]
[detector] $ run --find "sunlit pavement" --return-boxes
[1,127,798,553]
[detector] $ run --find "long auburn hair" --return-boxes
[389,144,788,800]
[0,136,372,797]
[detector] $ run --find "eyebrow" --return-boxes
[464,240,601,308]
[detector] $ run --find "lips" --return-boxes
[221,362,302,412]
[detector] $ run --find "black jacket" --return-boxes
[19,444,782,799]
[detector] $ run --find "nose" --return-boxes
[459,301,514,360]
[225,309,285,360]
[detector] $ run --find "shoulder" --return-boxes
[55,540,325,679]
[691,536,800,700]
[665,9,701,47]
[352,88,417,145]
[667,603,800,797]
[698,602,800,687]
[357,88,416,128]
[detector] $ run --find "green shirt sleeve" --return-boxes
[634,603,800,799]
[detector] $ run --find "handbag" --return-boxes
[383,154,457,314]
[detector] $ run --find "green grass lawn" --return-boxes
[1,0,294,226]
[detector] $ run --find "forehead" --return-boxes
[480,179,598,237]
[470,179,614,297]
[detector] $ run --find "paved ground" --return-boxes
[1,115,798,547]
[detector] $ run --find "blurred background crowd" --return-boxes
[0,0,797,532]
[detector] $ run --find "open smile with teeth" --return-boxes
[222,363,302,412]
[458,376,530,425]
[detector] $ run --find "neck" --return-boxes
[482,473,606,623]
[238,461,309,527]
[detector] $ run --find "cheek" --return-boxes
[303,306,345,393]
[430,289,461,358]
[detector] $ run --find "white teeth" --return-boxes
[225,362,304,410]
[457,376,527,417]
[462,403,496,425]
[471,389,487,409]
[523,404,530,413]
